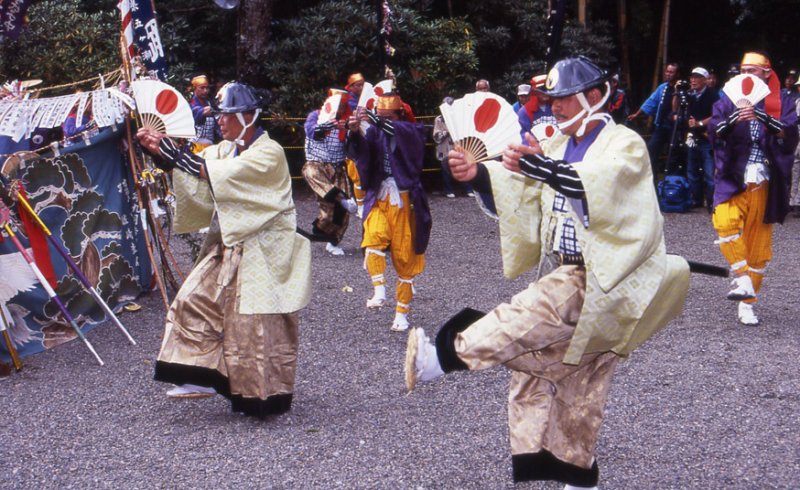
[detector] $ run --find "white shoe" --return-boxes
[326,242,345,256]
[564,485,598,490]
[356,205,364,219]
[404,328,444,391]
[341,198,358,215]
[166,384,216,399]
[738,302,759,326]
[727,275,755,301]
[466,192,475,197]
[390,312,409,332]
[366,295,386,309]
[445,193,455,198]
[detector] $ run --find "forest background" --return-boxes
[1,0,798,164]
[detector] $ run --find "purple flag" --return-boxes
[0,0,31,42]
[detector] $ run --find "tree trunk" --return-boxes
[578,0,587,26]
[652,0,670,91]
[617,0,631,89]
[237,0,274,86]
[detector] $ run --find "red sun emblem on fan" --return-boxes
[366,99,376,109]
[473,99,501,133]
[155,90,178,115]
[375,87,385,96]
[545,125,555,138]
[324,102,333,113]
[741,76,754,96]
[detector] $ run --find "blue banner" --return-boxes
[130,0,168,80]
[0,126,151,362]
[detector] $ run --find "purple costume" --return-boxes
[708,94,799,223]
[347,121,431,254]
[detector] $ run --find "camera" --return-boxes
[675,79,690,95]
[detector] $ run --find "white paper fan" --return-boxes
[722,74,770,108]
[373,79,394,97]
[131,80,195,138]
[318,93,343,125]
[530,121,560,142]
[357,79,393,109]
[357,82,375,109]
[440,92,520,166]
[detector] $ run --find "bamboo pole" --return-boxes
[652,0,671,92]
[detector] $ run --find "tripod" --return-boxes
[665,84,690,176]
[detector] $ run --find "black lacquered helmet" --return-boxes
[212,81,262,113]
[537,56,609,98]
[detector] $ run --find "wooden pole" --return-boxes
[617,0,632,90]
[652,0,671,91]
[578,0,587,26]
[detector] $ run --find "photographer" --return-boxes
[628,62,681,184]
[672,67,719,211]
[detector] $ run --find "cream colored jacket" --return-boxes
[172,132,311,315]
[486,121,689,365]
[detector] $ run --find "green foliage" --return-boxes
[0,0,119,92]
[459,0,615,101]
[259,0,478,118]
[0,0,615,116]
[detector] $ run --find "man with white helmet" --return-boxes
[405,56,689,488]
[136,81,311,418]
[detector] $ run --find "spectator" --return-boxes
[512,84,531,113]
[475,79,490,92]
[680,67,719,211]
[628,62,681,183]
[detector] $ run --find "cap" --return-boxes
[517,84,532,95]
[690,67,709,78]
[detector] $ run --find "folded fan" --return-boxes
[531,121,560,142]
[356,80,393,133]
[439,92,521,166]
[131,80,196,139]
[318,92,344,125]
[722,74,770,109]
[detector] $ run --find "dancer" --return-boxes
[708,51,798,325]
[406,57,689,488]
[347,93,430,332]
[136,82,311,417]
[302,92,357,255]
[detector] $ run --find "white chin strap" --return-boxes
[556,82,613,137]
[234,109,261,146]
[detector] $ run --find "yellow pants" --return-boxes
[362,191,425,313]
[346,159,365,206]
[712,183,772,303]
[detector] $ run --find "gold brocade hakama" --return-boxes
[154,242,299,418]
[454,266,617,482]
[302,160,351,244]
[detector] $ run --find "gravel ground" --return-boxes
[1,181,799,489]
